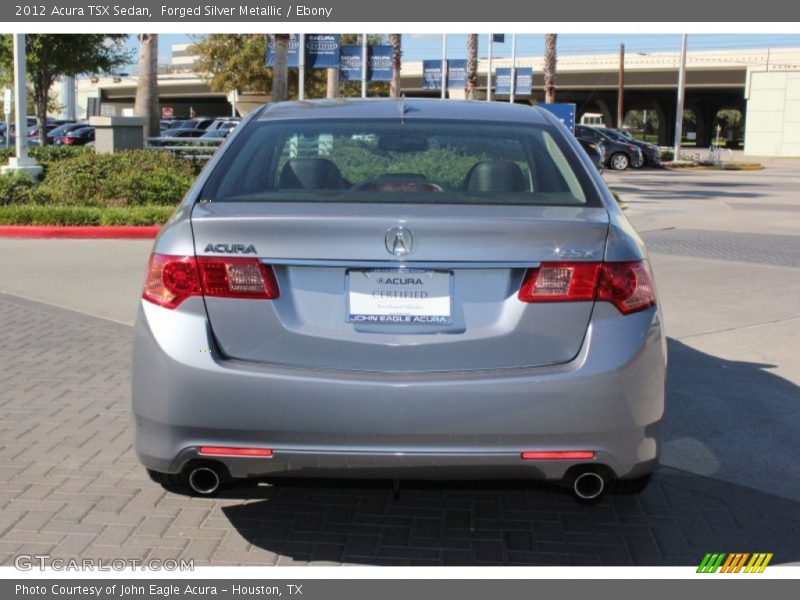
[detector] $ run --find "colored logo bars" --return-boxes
[697,552,773,573]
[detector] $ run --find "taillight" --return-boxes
[197,257,279,300]
[142,254,279,309]
[143,254,201,309]
[518,262,601,302]
[597,260,656,314]
[518,260,655,315]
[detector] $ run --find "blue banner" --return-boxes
[305,34,341,69]
[447,59,467,90]
[265,34,340,69]
[515,67,533,97]
[423,59,444,90]
[494,67,533,96]
[339,46,362,81]
[265,34,300,68]
[538,103,576,132]
[368,46,392,82]
[492,34,505,43]
[495,67,512,94]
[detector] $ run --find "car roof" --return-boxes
[257,98,551,125]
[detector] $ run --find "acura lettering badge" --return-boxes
[385,226,413,257]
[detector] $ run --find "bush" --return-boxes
[0,146,92,174]
[0,171,37,205]
[38,150,196,207]
[0,204,175,225]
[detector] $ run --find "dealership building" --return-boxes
[57,43,800,156]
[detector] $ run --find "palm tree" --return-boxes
[466,34,478,100]
[272,34,290,102]
[134,34,160,138]
[326,67,339,98]
[390,34,402,98]
[544,34,557,103]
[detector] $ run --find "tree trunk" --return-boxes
[544,34,557,104]
[272,34,290,102]
[390,34,402,98]
[36,80,48,147]
[326,68,339,99]
[134,34,160,138]
[466,34,478,100]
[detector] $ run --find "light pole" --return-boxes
[441,34,447,100]
[1,34,42,179]
[486,34,493,102]
[298,33,305,100]
[673,34,688,161]
[510,34,517,104]
[361,34,367,98]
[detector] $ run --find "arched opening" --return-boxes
[713,109,745,149]
[622,109,660,143]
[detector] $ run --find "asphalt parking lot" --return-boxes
[1,164,799,566]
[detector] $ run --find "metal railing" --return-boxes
[144,136,224,160]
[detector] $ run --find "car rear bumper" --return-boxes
[132,299,666,481]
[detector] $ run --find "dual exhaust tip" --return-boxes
[187,465,222,495]
[185,463,607,500]
[571,470,606,500]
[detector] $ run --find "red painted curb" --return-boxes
[0,226,161,239]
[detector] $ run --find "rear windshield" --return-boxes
[199,118,597,206]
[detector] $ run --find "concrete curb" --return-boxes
[0,225,161,239]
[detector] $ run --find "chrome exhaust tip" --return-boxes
[573,471,605,500]
[188,466,221,495]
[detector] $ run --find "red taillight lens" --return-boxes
[521,451,595,460]
[142,254,279,309]
[197,257,279,300]
[143,254,202,309]
[199,446,273,457]
[518,262,601,302]
[597,260,656,315]
[518,260,655,315]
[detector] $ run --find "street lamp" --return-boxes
[1,34,42,179]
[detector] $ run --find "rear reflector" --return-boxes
[521,451,595,460]
[518,260,655,315]
[199,447,273,457]
[142,253,279,309]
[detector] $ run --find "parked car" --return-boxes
[206,117,241,132]
[578,138,605,173]
[575,125,643,171]
[48,122,87,145]
[133,99,665,500]
[61,126,95,146]
[596,127,661,166]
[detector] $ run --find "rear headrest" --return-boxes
[278,158,346,190]
[463,161,528,193]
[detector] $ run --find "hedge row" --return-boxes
[0,204,175,226]
[0,150,198,208]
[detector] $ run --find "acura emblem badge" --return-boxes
[385,226,413,257]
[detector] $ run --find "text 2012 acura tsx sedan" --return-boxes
[133,99,666,499]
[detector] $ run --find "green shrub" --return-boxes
[38,150,196,207]
[0,146,91,173]
[0,204,175,225]
[0,171,37,205]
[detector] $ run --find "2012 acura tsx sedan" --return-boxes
[133,99,666,499]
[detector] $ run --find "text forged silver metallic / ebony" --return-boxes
[132,99,666,499]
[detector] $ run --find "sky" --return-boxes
[123,33,800,71]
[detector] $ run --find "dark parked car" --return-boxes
[578,139,605,173]
[48,122,87,145]
[596,128,661,166]
[61,126,95,146]
[575,125,643,171]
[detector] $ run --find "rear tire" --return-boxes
[610,152,630,171]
